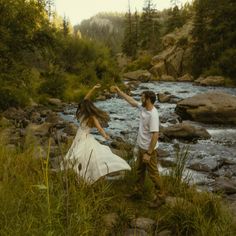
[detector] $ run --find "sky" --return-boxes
[54,0,192,25]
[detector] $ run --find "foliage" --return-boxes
[122,7,139,57]
[0,87,29,111]
[124,54,152,72]
[122,0,162,57]
[165,6,186,34]
[39,70,67,99]
[191,0,236,80]
[0,0,120,111]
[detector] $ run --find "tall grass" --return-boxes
[0,138,235,235]
[156,189,234,236]
[0,139,112,235]
[156,145,235,236]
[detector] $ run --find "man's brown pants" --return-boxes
[135,147,161,194]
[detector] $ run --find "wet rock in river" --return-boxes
[161,123,211,141]
[175,92,236,125]
[212,177,236,194]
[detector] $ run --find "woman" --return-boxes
[62,84,131,184]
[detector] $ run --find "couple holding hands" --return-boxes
[63,84,164,206]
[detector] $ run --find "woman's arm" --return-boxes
[84,84,101,100]
[92,116,110,140]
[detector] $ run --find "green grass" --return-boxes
[0,138,111,235]
[0,138,235,236]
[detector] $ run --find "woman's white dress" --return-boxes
[62,121,131,184]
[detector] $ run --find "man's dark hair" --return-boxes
[142,91,156,104]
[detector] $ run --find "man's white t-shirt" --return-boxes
[137,104,159,150]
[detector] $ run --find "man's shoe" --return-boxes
[124,192,142,200]
[148,197,165,209]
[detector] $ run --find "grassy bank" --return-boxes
[0,138,235,235]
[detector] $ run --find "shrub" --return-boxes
[124,54,152,72]
[39,70,67,99]
[0,87,29,111]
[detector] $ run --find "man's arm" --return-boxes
[84,84,101,100]
[147,132,159,154]
[111,86,139,107]
[143,132,159,163]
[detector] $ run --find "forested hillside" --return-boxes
[74,13,125,54]
[122,0,236,81]
[77,0,235,82]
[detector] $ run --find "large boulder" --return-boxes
[26,122,53,137]
[162,34,176,48]
[165,47,185,78]
[212,177,236,194]
[175,92,236,125]
[177,73,194,82]
[161,123,211,141]
[157,92,180,103]
[161,75,175,81]
[150,21,193,78]
[47,98,64,107]
[149,61,167,78]
[130,217,157,232]
[194,76,226,86]
[123,70,152,82]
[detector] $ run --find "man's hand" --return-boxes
[110,85,120,93]
[110,85,138,107]
[143,153,151,163]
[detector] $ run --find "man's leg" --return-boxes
[146,150,162,196]
[135,148,146,193]
[146,150,165,207]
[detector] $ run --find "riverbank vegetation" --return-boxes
[0,135,235,235]
[0,0,120,111]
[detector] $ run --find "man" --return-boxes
[111,86,164,207]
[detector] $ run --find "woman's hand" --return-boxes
[93,84,101,89]
[84,84,101,99]
[104,133,110,140]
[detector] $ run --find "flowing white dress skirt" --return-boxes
[62,126,131,184]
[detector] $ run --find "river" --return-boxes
[61,82,236,187]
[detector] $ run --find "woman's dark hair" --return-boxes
[142,91,156,104]
[76,99,109,127]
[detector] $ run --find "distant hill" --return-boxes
[74,13,125,54]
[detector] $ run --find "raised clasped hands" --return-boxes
[110,85,119,93]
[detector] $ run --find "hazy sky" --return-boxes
[54,0,192,25]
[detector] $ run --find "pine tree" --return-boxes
[122,1,137,57]
[132,10,140,54]
[63,15,69,36]
[139,0,160,52]
[166,6,184,33]
[191,0,236,79]
[191,0,209,77]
